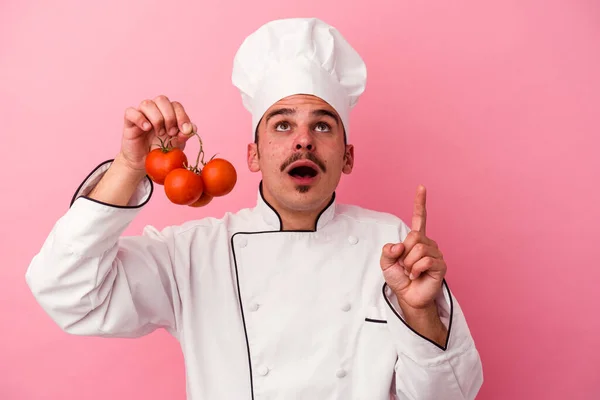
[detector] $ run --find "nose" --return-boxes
[293,127,315,151]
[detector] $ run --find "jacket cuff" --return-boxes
[69,159,153,209]
[383,281,476,366]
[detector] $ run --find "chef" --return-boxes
[26,17,483,400]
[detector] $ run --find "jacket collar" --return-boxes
[256,181,337,231]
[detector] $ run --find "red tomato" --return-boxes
[188,192,213,208]
[145,148,188,185]
[201,158,237,197]
[164,168,204,205]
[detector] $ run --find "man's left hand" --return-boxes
[380,185,447,311]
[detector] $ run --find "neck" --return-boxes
[279,208,323,231]
[261,184,332,231]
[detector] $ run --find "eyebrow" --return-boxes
[311,109,340,125]
[264,108,341,126]
[265,108,296,124]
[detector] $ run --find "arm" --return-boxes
[384,282,483,400]
[397,298,448,348]
[380,185,483,399]
[25,159,182,338]
[85,152,148,206]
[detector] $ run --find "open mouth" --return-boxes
[289,165,318,179]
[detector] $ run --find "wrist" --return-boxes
[113,152,147,183]
[85,154,148,207]
[395,295,448,347]
[397,298,438,323]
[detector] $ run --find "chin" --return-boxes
[295,185,311,194]
[282,184,330,211]
[262,175,336,212]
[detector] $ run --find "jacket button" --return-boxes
[348,236,358,245]
[258,366,269,376]
[250,303,260,312]
[336,369,347,378]
[341,303,351,312]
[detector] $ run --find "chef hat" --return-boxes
[231,17,367,141]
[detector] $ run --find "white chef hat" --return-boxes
[231,17,367,141]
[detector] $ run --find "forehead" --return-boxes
[265,94,338,115]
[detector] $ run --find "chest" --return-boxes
[233,230,380,306]
[178,228,393,339]
[175,229,398,398]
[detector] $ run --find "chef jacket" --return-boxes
[26,160,484,399]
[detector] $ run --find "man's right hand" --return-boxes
[83,95,196,207]
[120,95,196,173]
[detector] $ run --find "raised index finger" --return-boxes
[411,184,427,234]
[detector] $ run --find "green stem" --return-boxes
[165,136,174,150]
[156,135,166,151]
[192,132,205,172]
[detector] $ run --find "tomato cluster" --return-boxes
[145,134,237,208]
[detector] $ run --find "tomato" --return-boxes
[145,148,188,185]
[201,158,237,197]
[188,192,213,208]
[163,168,204,205]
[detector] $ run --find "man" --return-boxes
[26,18,483,399]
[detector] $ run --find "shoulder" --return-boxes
[144,206,257,239]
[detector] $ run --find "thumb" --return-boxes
[380,243,405,271]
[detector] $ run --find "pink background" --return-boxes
[1,0,599,399]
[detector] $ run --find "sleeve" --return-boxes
[383,220,484,400]
[383,282,484,400]
[25,160,183,339]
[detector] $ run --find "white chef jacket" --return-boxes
[26,160,483,400]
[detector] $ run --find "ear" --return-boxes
[342,144,354,174]
[247,143,260,172]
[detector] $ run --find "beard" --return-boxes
[296,185,311,193]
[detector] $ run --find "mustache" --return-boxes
[280,152,327,173]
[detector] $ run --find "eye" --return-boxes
[274,121,291,131]
[315,122,331,132]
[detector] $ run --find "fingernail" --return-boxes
[409,273,414,280]
[391,244,399,253]
[404,269,410,276]
[182,122,190,132]
[143,122,151,131]
[169,127,179,136]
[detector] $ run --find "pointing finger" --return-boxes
[411,184,427,235]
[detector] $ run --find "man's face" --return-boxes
[247,94,354,212]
